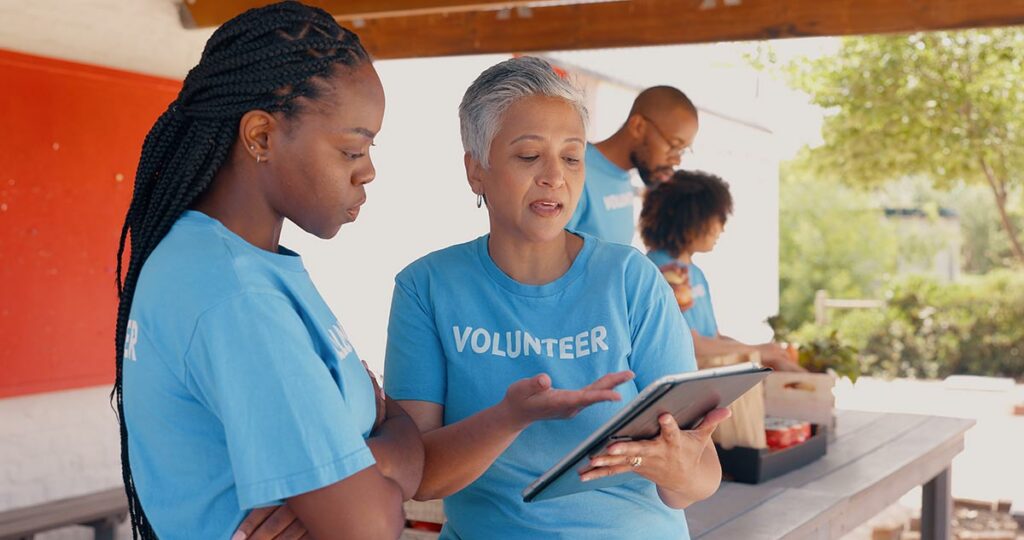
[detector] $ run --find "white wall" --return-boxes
[285,54,782,377]
[582,78,781,344]
[0,386,131,539]
[687,117,780,343]
[549,47,785,344]
[0,0,214,79]
[279,55,503,374]
[0,0,786,365]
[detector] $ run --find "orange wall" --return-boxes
[0,49,181,398]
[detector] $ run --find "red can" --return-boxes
[788,421,805,445]
[408,521,443,532]
[798,422,812,442]
[765,418,793,449]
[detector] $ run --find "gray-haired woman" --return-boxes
[383,56,729,539]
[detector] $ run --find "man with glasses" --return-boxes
[567,86,698,246]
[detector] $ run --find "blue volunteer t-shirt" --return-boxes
[123,211,377,539]
[647,250,719,338]
[566,143,636,245]
[385,233,697,540]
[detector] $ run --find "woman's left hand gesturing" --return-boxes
[580,408,731,498]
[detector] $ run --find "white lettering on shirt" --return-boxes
[507,331,522,358]
[524,332,541,356]
[327,322,354,358]
[124,320,139,362]
[491,332,507,357]
[559,337,573,359]
[575,331,590,357]
[451,325,610,360]
[602,191,634,211]
[471,328,490,353]
[592,325,608,351]
[453,326,472,351]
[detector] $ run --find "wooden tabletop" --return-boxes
[687,410,974,539]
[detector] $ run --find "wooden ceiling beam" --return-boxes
[338,0,1024,60]
[181,0,544,28]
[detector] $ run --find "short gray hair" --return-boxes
[459,56,588,169]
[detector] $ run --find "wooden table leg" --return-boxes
[921,467,951,540]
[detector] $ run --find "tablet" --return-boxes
[522,362,771,503]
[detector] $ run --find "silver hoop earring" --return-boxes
[476,193,484,208]
[255,154,262,163]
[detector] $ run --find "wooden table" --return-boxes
[687,410,974,540]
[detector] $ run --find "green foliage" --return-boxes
[767,315,861,382]
[787,29,1024,188]
[809,271,1024,380]
[953,186,1024,273]
[873,176,1023,273]
[778,164,899,327]
[761,32,1024,380]
[786,29,1024,265]
[797,332,861,383]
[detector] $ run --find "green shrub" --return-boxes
[787,271,1024,380]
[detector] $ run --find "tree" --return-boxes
[871,176,1023,273]
[778,160,899,327]
[950,185,1024,272]
[787,29,1024,266]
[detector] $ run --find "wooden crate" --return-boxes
[400,529,440,540]
[404,499,445,523]
[704,352,767,450]
[763,371,837,433]
[402,499,444,540]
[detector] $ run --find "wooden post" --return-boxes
[814,290,829,326]
[921,468,951,540]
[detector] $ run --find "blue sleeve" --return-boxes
[628,267,699,390]
[684,268,720,338]
[384,278,447,404]
[185,292,375,509]
[703,278,720,336]
[566,188,588,231]
[681,308,705,337]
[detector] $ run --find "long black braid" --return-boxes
[112,3,369,537]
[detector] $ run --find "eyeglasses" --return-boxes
[640,114,693,158]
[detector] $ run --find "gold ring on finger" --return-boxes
[630,456,643,469]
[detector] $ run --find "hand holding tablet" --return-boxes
[523,362,771,502]
[578,407,732,484]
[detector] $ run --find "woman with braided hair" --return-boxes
[115,3,421,538]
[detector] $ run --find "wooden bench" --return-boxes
[0,487,127,540]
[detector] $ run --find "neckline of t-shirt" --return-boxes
[475,232,595,298]
[178,210,306,273]
[648,249,700,271]
[647,249,676,268]
[587,142,630,181]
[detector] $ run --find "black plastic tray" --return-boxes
[715,424,827,484]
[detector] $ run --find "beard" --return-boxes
[630,151,674,188]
